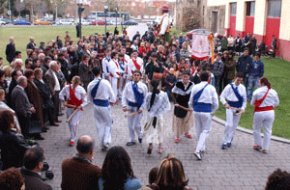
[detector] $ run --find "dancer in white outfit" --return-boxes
[142,80,171,154]
[87,67,116,151]
[122,70,148,146]
[189,71,219,160]
[220,73,247,149]
[251,77,279,153]
[59,76,88,146]
[108,52,121,100]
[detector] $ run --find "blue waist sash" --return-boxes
[193,102,212,113]
[93,99,109,107]
[228,101,242,108]
[127,100,139,107]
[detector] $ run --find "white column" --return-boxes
[253,0,267,36]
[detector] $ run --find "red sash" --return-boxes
[110,60,121,77]
[132,59,141,71]
[254,89,273,112]
[68,85,83,109]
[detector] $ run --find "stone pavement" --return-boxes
[38,104,290,190]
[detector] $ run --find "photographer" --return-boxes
[20,147,52,190]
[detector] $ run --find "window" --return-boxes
[268,0,281,17]
[246,1,255,16]
[230,3,237,16]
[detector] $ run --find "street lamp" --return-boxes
[76,0,85,38]
[104,5,108,34]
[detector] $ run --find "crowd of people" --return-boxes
[0,14,284,189]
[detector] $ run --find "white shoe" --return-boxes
[194,151,202,160]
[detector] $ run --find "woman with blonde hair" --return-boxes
[142,157,192,190]
[59,76,88,146]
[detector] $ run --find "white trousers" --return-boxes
[110,77,119,99]
[127,106,143,142]
[222,108,241,144]
[194,112,212,152]
[66,108,82,141]
[253,110,275,150]
[93,105,113,147]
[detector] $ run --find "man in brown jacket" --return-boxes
[61,135,101,190]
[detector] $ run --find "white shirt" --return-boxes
[250,86,279,108]
[220,83,247,110]
[52,71,60,91]
[188,81,219,112]
[142,91,171,117]
[59,84,88,108]
[159,13,169,35]
[87,77,116,103]
[108,59,121,78]
[127,57,144,79]
[102,56,111,78]
[121,81,148,107]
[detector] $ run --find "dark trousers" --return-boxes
[52,91,60,121]
[17,114,30,137]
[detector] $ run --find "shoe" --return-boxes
[261,149,267,154]
[184,133,192,139]
[253,144,262,151]
[175,137,181,143]
[194,151,202,160]
[34,135,45,140]
[147,144,153,155]
[227,142,232,148]
[126,142,136,146]
[58,113,64,116]
[138,138,142,144]
[41,128,48,133]
[158,146,164,154]
[50,123,59,127]
[221,144,227,150]
[69,140,75,146]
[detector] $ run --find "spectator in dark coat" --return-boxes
[0,110,29,170]
[20,147,52,190]
[236,49,252,89]
[5,37,16,63]
[61,135,101,190]
[11,76,36,137]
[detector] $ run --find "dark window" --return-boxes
[230,3,237,16]
[268,0,281,17]
[246,1,255,16]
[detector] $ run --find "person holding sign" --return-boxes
[220,73,247,150]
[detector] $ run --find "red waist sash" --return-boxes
[254,106,273,112]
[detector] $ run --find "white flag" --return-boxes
[191,34,210,60]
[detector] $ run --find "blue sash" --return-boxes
[228,84,243,108]
[193,84,211,112]
[131,83,144,108]
[91,79,109,107]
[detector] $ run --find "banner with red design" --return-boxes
[191,34,210,60]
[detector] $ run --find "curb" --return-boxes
[213,116,290,144]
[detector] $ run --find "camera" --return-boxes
[41,162,54,180]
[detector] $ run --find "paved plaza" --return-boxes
[39,104,290,190]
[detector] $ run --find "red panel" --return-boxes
[265,17,280,48]
[245,16,254,35]
[279,39,290,61]
[229,16,236,36]
[254,34,265,44]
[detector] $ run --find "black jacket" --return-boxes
[20,168,52,190]
[0,129,29,170]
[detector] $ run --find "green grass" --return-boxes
[0,25,114,60]
[0,26,290,138]
[215,58,290,139]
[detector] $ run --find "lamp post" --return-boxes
[115,7,118,28]
[104,5,108,34]
[76,0,85,38]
